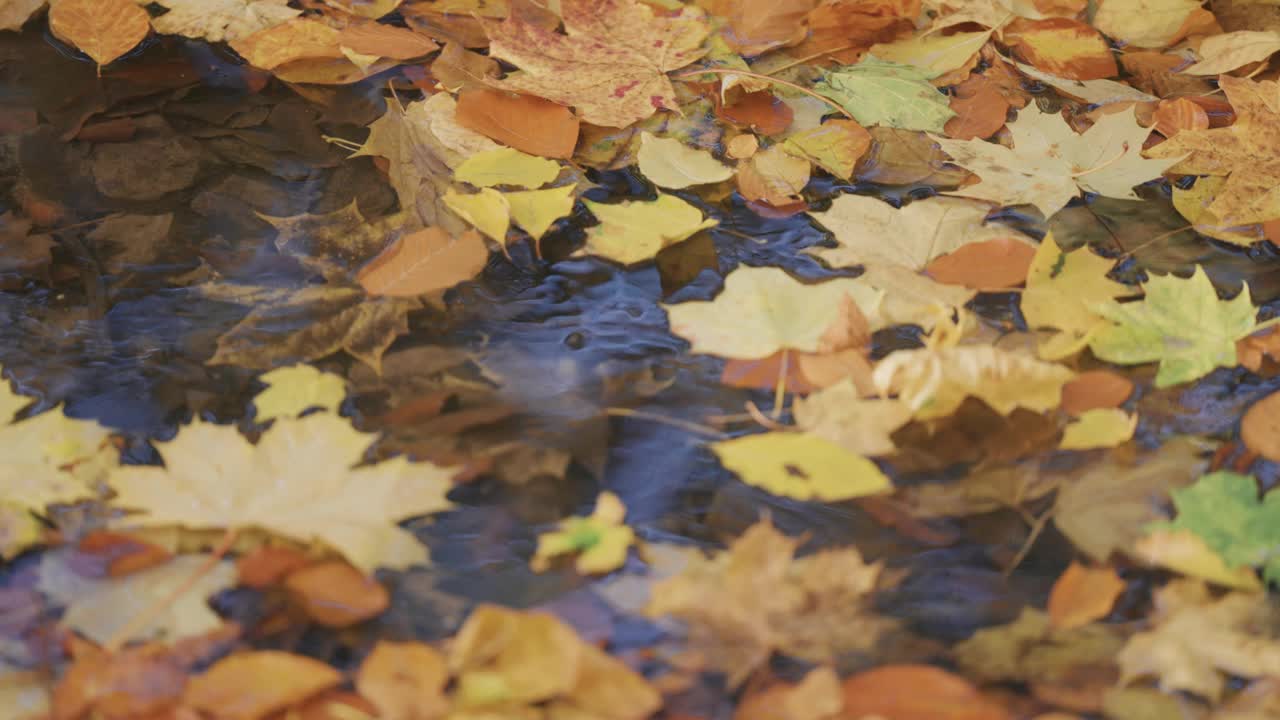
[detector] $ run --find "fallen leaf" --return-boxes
[1059,370,1134,415]
[48,0,149,67]
[734,666,843,720]
[710,432,893,501]
[444,187,511,243]
[1059,408,1138,450]
[665,266,884,359]
[717,0,817,57]
[1089,266,1259,388]
[531,491,635,574]
[736,144,812,206]
[1183,30,1280,75]
[1053,437,1209,561]
[1117,579,1277,701]
[945,72,1013,140]
[718,90,795,135]
[324,0,402,19]
[1020,237,1132,359]
[455,88,580,159]
[1013,61,1158,106]
[454,147,562,189]
[840,664,1013,720]
[1155,471,1280,583]
[869,29,993,76]
[185,651,344,720]
[253,365,348,424]
[647,519,891,686]
[48,554,235,647]
[794,379,913,456]
[236,546,311,589]
[782,119,871,179]
[873,345,1075,420]
[230,18,343,71]
[284,561,389,628]
[505,184,578,241]
[1092,0,1204,48]
[637,131,734,189]
[1003,17,1118,80]
[1152,97,1209,138]
[816,56,957,132]
[356,227,490,298]
[356,642,449,720]
[109,413,456,571]
[482,0,711,127]
[144,0,300,42]
[0,0,45,32]
[1134,528,1263,590]
[935,106,1178,218]
[579,192,718,264]
[792,0,916,64]
[923,237,1037,290]
[1144,75,1280,225]
[1047,562,1126,630]
[954,608,1125,693]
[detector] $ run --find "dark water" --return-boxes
[0,28,1204,689]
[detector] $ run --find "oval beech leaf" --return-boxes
[1242,389,1280,462]
[456,87,580,160]
[357,227,489,298]
[923,237,1037,290]
[284,561,389,628]
[840,664,1013,720]
[1047,561,1125,630]
[185,651,343,720]
[49,0,150,67]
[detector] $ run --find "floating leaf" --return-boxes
[636,131,733,189]
[1059,408,1138,450]
[253,365,348,424]
[532,491,635,575]
[579,193,717,264]
[816,56,956,132]
[454,147,562,189]
[711,432,893,501]
[49,0,149,67]
[356,227,490,297]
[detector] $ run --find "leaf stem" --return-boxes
[604,408,727,438]
[103,528,240,654]
[673,67,855,120]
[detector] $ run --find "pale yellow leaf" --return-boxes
[253,365,348,424]
[636,132,733,189]
[1059,408,1138,450]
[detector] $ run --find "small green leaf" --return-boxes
[1157,471,1280,583]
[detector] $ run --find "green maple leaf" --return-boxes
[814,56,955,133]
[1088,266,1258,388]
[1156,472,1280,584]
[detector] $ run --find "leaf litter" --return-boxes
[8,0,1280,717]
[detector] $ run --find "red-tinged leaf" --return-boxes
[76,530,172,578]
[923,238,1037,290]
[840,665,1013,720]
[1004,18,1118,81]
[284,562,390,628]
[357,227,489,298]
[1059,371,1134,416]
[184,651,343,720]
[717,91,794,136]
[456,87,581,159]
[1047,562,1125,630]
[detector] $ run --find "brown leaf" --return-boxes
[356,227,489,298]
[338,20,439,59]
[736,145,811,206]
[1237,326,1280,372]
[717,91,794,136]
[1004,18,1119,81]
[923,237,1037,290]
[401,1,502,48]
[1047,562,1125,630]
[792,0,918,65]
[1242,389,1280,462]
[284,561,390,628]
[431,41,500,92]
[945,73,1010,140]
[356,641,449,720]
[236,546,312,589]
[49,0,150,67]
[839,665,1013,720]
[1059,370,1134,415]
[735,666,843,720]
[75,530,172,578]
[455,88,581,159]
[184,651,343,720]
[1152,97,1209,138]
[230,18,344,71]
[716,0,818,57]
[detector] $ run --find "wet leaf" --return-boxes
[144,0,300,42]
[1183,30,1280,75]
[454,147,562,189]
[0,0,45,32]
[1155,471,1280,583]
[873,346,1075,420]
[711,432,893,501]
[579,193,717,265]
[252,365,348,423]
[816,56,956,132]
[356,227,490,298]
[185,651,344,720]
[935,106,1179,218]
[647,519,891,686]
[716,0,817,57]
[108,413,456,571]
[1021,236,1133,359]
[1059,371,1134,415]
[954,608,1126,688]
[455,87,580,159]
[1092,0,1205,48]
[869,29,993,76]
[481,0,711,127]
[782,119,871,179]
[636,131,734,189]
[356,641,449,720]
[923,236,1037,290]
[1089,266,1259,388]
[48,0,149,67]
[840,664,1013,720]
[1133,529,1263,591]
[736,144,811,206]
[1047,562,1126,630]
[284,561,389,628]
[734,666,842,720]
[794,379,913,456]
[1059,408,1138,450]
[531,491,635,574]
[1003,17,1118,80]
[505,184,577,241]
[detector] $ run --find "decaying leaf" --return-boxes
[482,0,711,127]
[108,413,456,571]
[647,519,892,686]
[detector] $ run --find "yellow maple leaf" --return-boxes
[710,432,892,501]
[1020,235,1133,359]
[108,414,455,571]
[873,345,1075,419]
[253,365,348,424]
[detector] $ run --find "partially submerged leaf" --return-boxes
[454,147,562,189]
[1155,471,1280,583]
[579,193,717,265]
[144,0,300,42]
[109,414,456,571]
[253,365,348,424]
[710,432,893,501]
[532,491,635,575]
[48,0,149,67]
[872,346,1075,420]
[1021,236,1132,359]
[185,651,344,719]
[356,227,490,298]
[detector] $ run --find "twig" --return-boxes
[772,349,789,420]
[605,408,727,438]
[745,401,789,431]
[1003,510,1052,577]
[104,528,240,653]
[673,67,855,120]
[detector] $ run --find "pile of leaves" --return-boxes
[9,0,1280,717]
